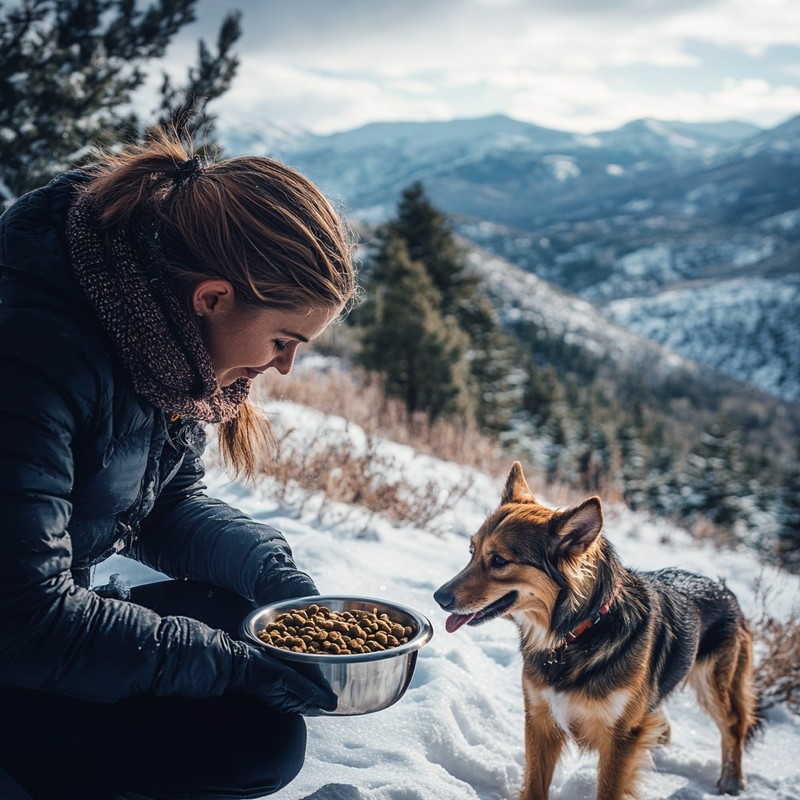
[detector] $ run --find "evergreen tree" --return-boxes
[458,290,520,433]
[676,416,745,529]
[541,414,568,486]
[356,230,473,422]
[0,0,240,202]
[775,455,800,568]
[390,182,478,316]
[618,421,648,511]
[386,182,517,432]
[645,449,682,518]
[521,360,560,423]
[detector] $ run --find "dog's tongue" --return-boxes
[445,611,478,633]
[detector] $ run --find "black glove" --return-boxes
[281,572,319,601]
[230,641,337,716]
[254,570,319,607]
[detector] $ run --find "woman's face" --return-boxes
[193,281,341,387]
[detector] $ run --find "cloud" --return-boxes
[220,0,800,70]
[214,62,454,132]
[661,0,800,55]
[158,0,800,134]
[503,72,800,132]
[224,5,691,74]
[710,78,800,120]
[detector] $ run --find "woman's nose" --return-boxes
[272,345,297,375]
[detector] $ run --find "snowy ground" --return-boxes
[97,401,800,800]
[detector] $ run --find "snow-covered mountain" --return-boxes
[220,114,800,404]
[221,114,766,226]
[606,276,800,404]
[462,245,698,383]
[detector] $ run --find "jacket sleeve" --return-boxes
[0,311,249,702]
[129,438,319,606]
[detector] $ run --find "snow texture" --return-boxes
[96,401,800,800]
[606,276,800,403]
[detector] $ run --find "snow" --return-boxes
[95,400,800,800]
[606,275,800,403]
[543,155,581,181]
[760,208,800,232]
[465,248,693,377]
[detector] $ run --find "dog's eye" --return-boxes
[469,543,475,556]
[490,554,508,568]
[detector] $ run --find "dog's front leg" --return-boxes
[520,700,565,800]
[596,729,651,800]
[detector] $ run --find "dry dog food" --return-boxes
[257,604,415,654]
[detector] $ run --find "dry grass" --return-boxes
[255,362,508,477]
[242,361,501,533]
[261,422,474,535]
[751,574,800,714]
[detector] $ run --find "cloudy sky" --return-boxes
[159,0,800,135]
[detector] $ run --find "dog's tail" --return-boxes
[746,688,768,747]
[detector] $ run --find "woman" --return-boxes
[0,131,358,799]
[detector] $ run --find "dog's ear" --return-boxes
[553,496,603,558]
[501,461,537,505]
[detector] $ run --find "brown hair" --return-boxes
[81,129,359,477]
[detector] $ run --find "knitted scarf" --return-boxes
[65,193,250,423]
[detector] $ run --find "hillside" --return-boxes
[606,276,800,403]
[463,241,800,476]
[221,113,800,405]
[96,399,800,799]
[221,114,766,227]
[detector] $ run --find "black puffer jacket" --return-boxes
[0,174,316,702]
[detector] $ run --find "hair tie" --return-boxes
[172,155,202,189]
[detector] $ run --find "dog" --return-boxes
[434,462,761,800]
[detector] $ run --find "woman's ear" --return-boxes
[192,279,236,317]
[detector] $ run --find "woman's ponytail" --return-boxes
[79,128,358,480]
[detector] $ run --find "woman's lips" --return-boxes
[244,368,264,379]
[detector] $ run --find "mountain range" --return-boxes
[220,113,800,406]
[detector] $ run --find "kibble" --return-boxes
[257,604,415,655]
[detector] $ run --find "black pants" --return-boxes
[0,581,307,800]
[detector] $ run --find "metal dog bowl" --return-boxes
[242,595,433,716]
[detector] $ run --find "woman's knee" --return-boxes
[245,711,308,796]
[188,710,307,798]
[122,698,308,799]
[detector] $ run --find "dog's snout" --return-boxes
[434,586,455,610]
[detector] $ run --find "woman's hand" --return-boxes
[255,570,320,606]
[230,643,337,715]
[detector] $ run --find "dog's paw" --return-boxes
[717,772,745,796]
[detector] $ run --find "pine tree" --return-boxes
[618,421,648,511]
[543,414,568,485]
[387,182,517,432]
[0,0,240,202]
[521,360,560,423]
[390,182,479,316]
[775,454,800,568]
[677,416,745,529]
[458,290,521,433]
[357,230,473,422]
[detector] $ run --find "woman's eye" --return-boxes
[274,339,289,352]
[490,554,508,568]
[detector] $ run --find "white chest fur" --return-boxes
[527,684,632,748]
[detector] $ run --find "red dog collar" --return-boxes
[562,583,621,649]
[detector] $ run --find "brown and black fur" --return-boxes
[434,462,762,800]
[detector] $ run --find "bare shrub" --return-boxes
[684,514,743,552]
[262,420,473,534]
[256,363,507,477]
[751,574,800,714]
